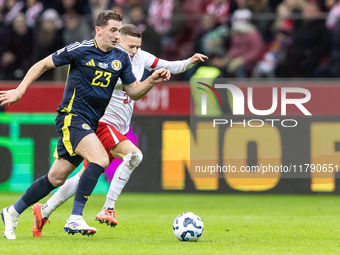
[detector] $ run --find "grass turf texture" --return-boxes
[0,193,340,255]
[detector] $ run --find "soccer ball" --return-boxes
[172,212,204,241]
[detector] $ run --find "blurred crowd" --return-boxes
[0,0,340,81]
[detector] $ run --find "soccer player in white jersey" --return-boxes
[31,24,208,237]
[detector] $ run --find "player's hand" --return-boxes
[0,88,24,106]
[150,69,171,83]
[190,53,209,64]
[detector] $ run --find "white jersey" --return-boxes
[99,48,195,134]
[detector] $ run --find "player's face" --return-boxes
[96,19,122,51]
[119,34,142,60]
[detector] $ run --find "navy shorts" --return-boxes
[54,112,95,167]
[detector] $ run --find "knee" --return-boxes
[96,155,110,169]
[48,175,66,188]
[124,151,143,171]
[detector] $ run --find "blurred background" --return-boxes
[1,0,340,81]
[1,0,340,195]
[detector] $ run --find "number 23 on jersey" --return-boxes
[91,70,112,87]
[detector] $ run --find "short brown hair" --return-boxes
[120,24,142,38]
[96,10,122,27]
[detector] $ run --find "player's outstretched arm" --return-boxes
[145,52,208,74]
[124,68,171,101]
[0,55,56,106]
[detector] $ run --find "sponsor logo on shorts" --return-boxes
[82,124,90,130]
[112,60,121,71]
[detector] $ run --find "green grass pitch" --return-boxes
[0,193,340,254]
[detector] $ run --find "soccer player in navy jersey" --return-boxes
[28,24,207,237]
[0,10,170,239]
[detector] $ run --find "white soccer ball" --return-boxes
[172,212,204,241]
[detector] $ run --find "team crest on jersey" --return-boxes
[112,60,121,70]
[99,62,108,69]
[82,124,90,130]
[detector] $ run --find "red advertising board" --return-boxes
[0,80,339,116]
[0,82,191,115]
[230,81,340,116]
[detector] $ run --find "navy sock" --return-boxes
[13,175,55,214]
[72,162,104,216]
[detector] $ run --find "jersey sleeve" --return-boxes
[120,54,137,85]
[52,41,84,67]
[142,50,195,74]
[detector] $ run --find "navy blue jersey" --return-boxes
[52,39,136,129]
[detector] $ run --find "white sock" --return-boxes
[103,152,143,210]
[41,174,80,218]
[8,205,19,219]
